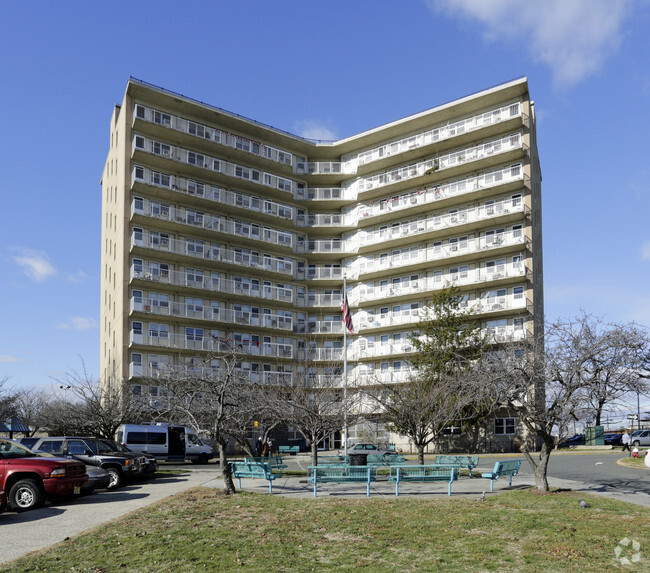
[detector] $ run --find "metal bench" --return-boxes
[388,465,457,496]
[278,445,300,455]
[308,465,377,497]
[229,461,279,493]
[481,460,523,491]
[432,455,480,477]
[244,456,287,471]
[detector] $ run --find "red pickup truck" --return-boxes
[0,438,87,511]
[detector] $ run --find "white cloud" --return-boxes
[294,120,338,141]
[66,270,89,283]
[11,248,57,282]
[0,354,22,364]
[430,0,632,88]
[57,316,99,331]
[642,241,650,261]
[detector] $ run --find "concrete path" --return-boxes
[0,467,219,565]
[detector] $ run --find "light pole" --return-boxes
[59,385,71,403]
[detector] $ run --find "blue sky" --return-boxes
[1,0,649,417]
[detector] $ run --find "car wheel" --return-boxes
[197,453,209,465]
[106,467,123,489]
[9,479,45,512]
[632,440,641,447]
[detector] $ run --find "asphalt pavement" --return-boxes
[1,451,648,566]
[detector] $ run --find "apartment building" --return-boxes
[100,77,543,451]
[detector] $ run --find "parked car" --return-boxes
[99,439,158,476]
[557,434,585,447]
[30,448,111,495]
[0,438,87,511]
[23,437,147,489]
[603,433,623,446]
[630,430,650,447]
[341,443,400,459]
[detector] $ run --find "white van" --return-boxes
[116,423,213,464]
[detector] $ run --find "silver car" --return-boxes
[630,430,650,447]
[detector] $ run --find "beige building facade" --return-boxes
[100,77,543,451]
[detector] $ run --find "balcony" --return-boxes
[133,102,295,168]
[130,265,294,303]
[359,198,525,248]
[353,133,524,195]
[130,232,294,276]
[354,102,523,168]
[354,262,526,304]
[358,308,422,331]
[294,266,344,281]
[355,230,525,277]
[357,164,525,222]
[294,238,346,255]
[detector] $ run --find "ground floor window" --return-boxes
[494,417,516,435]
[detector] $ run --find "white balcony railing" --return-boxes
[352,133,524,195]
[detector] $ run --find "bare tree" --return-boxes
[576,318,650,425]
[150,342,257,495]
[54,364,147,439]
[365,370,489,464]
[474,312,648,492]
[269,363,354,467]
[0,376,19,423]
[14,388,51,436]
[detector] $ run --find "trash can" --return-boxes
[348,453,368,466]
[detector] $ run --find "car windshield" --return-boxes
[0,439,38,459]
[84,439,116,454]
[100,439,128,452]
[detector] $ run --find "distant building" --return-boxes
[101,77,542,452]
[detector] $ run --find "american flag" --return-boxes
[341,294,354,334]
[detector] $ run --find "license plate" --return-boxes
[74,486,81,495]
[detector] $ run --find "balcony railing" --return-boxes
[130,266,294,303]
[353,102,523,167]
[354,262,526,304]
[294,238,347,255]
[355,230,525,276]
[352,133,524,195]
[130,297,293,330]
[358,198,525,248]
[294,266,344,281]
[130,232,294,276]
[134,103,295,167]
[132,134,297,195]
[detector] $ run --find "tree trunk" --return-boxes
[522,437,552,492]
[417,444,425,465]
[311,439,318,467]
[219,442,236,495]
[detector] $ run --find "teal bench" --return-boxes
[481,460,523,491]
[308,465,377,497]
[389,465,457,496]
[278,445,300,455]
[229,461,279,493]
[433,455,480,477]
[244,456,287,471]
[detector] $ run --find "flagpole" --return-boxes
[343,276,348,457]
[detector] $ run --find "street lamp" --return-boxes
[59,385,71,403]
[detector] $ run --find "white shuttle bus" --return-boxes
[116,423,213,464]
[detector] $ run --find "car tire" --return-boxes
[9,479,45,512]
[106,467,123,489]
[632,440,641,447]
[197,453,209,465]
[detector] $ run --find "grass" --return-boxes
[2,487,648,573]
[617,455,649,470]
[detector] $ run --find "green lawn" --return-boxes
[2,487,648,572]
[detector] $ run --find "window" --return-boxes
[152,141,171,156]
[135,105,146,119]
[494,418,516,435]
[153,111,171,126]
[148,323,169,338]
[132,321,143,336]
[187,151,205,167]
[185,327,204,342]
